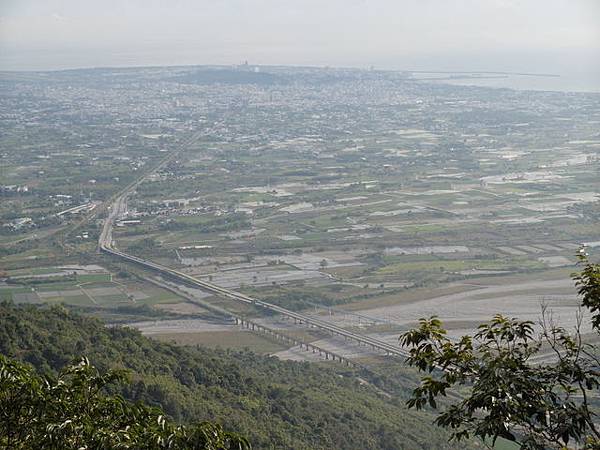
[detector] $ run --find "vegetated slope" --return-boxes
[0,303,471,450]
[1,355,249,450]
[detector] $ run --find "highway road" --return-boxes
[100,243,409,358]
[97,144,409,358]
[96,129,409,359]
[2,140,185,251]
[98,131,204,249]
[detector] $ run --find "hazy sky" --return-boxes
[0,0,599,74]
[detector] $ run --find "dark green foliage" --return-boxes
[0,302,466,449]
[575,250,600,329]
[401,253,600,449]
[127,237,158,253]
[0,356,249,449]
[7,273,77,285]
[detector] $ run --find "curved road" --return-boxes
[98,154,408,358]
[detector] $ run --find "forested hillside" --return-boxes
[0,302,476,450]
[1,355,249,449]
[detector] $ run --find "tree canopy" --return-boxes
[0,355,249,449]
[401,251,600,449]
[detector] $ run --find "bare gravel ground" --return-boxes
[272,334,378,362]
[273,275,588,363]
[122,271,589,363]
[154,302,208,315]
[344,277,587,336]
[124,318,237,335]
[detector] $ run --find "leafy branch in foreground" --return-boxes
[400,251,600,450]
[0,356,250,450]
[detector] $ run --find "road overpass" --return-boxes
[99,244,409,358]
[97,130,409,360]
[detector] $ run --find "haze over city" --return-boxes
[1,0,599,79]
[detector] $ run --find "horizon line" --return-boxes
[0,62,561,78]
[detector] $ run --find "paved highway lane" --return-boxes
[97,130,408,359]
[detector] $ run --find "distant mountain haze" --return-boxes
[0,0,598,85]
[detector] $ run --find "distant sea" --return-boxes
[420,72,600,93]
